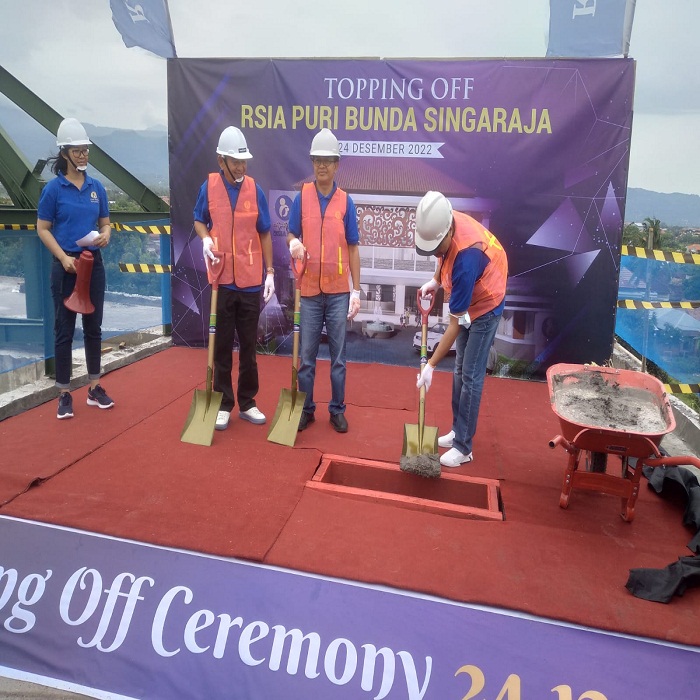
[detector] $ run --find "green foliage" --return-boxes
[683,267,700,301]
[102,229,162,296]
[0,237,24,276]
[622,223,646,248]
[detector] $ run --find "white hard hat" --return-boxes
[309,128,340,157]
[56,118,91,147]
[216,126,252,160]
[414,191,453,255]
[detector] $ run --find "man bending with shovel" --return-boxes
[414,192,508,468]
[194,126,274,432]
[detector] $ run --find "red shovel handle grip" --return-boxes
[416,288,436,325]
[206,251,227,289]
[291,252,308,290]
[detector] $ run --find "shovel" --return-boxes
[267,253,308,446]
[400,289,440,478]
[181,252,226,446]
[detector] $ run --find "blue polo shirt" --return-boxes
[288,182,359,244]
[193,173,271,292]
[37,172,109,253]
[448,248,505,318]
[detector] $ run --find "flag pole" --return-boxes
[163,0,177,58]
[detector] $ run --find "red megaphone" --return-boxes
[64,251,95,314]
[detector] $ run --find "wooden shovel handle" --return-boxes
[290,252,308,391]
[415,289,435,449]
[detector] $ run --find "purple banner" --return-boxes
[1,516,697,699]
[167,58,635,378]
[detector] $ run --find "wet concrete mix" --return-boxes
[552,370,669,434]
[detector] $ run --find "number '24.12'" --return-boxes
[456,664,607,700]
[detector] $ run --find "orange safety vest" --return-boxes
[207,173,262,288]
[440,211,508,320]
[300,183,351,296]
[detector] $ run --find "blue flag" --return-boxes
[110,0,177,59]
[547,0,636,57]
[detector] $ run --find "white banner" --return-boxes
[339,140,444,158]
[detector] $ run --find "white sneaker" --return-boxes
[440,448,473,468]
[240,406,266,424]
[215,410,230,431]
[438,430,455,448]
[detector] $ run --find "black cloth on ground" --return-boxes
[625,465,700,602]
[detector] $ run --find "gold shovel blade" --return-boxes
[267,388,307,446]
[402,423,439,456]
[180,388,224,446]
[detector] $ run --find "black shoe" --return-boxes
[87,384,114,409]
[298,411,315,432]
[330,413,348,433]
[57,392,74,420]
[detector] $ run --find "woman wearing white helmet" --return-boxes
[36,117,114,419]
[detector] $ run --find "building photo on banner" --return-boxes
[1,1,700,700]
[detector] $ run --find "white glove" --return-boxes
[202,236,218,263]
[416,363,434,391]
[263,273,275,303]
[289,237,305,260]
[347,289,361,320]
[458,312,471,328]
[419,278,440,301]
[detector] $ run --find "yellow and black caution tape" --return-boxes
[622,246,700,266]
[118,263,171,274]
[664,383,700,395]
[617,299,700,310]
[113,223,170,235]
[1,222,170,234]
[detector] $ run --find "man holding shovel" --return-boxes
[414,191,508,468]
[194,126,274,432]
[286,128,361,433]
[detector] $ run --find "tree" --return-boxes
[643,217,662,249]
[622,223,645,248]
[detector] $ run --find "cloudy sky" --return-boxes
[0,1,698,195]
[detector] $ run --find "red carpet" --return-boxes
[1,347,697,646]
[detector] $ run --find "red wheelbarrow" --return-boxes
[547,363,700,522]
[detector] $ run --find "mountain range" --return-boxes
[2,104,699,226]
[623,188,700,228]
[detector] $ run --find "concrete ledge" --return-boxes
[0,330,171,422]
[669,395,700,458]
[612,342,700,459]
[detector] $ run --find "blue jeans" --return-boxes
[299,292,349,415]
[451,311,500,456]
[50,251,106,390]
